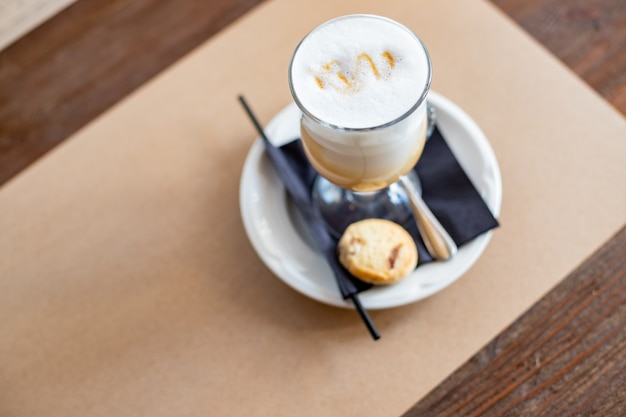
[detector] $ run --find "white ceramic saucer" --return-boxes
[239,91,502,309]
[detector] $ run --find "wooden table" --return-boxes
[1,0,625,414]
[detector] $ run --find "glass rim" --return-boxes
[288,14,432,132]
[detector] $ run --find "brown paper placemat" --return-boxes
[1,0,625,416]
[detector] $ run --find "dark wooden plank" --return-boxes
[403,225,626,417]
[0,0,265,186]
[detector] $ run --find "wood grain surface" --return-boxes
[403,226,626,417]
[1,0,625,415]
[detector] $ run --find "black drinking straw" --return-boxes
[238,95,380,341]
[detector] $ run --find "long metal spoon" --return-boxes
[399,175,457,261]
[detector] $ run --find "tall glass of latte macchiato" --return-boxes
[289,14,432,237]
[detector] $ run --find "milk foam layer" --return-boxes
[290,15,430,129]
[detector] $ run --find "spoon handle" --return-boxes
[399,175,457,261]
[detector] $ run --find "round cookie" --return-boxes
[337,219,418,285]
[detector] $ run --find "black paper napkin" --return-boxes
[278,126,500,295]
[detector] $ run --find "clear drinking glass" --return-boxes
[288,14,433,238]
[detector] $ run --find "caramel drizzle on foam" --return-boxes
[311,51,396,93]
